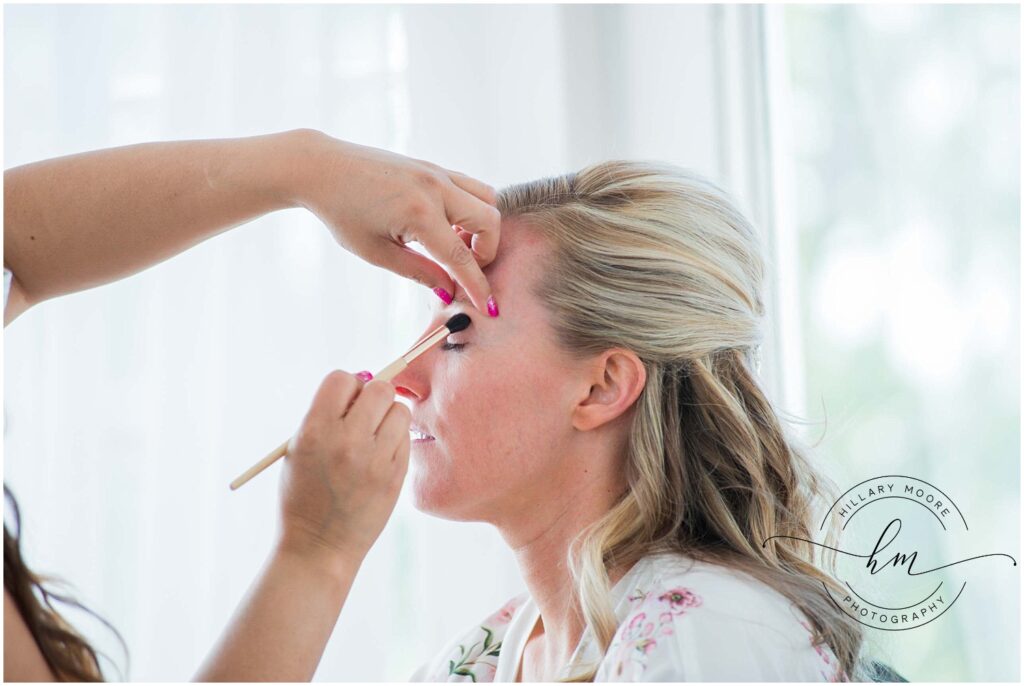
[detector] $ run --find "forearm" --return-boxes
[194,544,360,682]
[3,128,320,309]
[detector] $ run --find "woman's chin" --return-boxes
[408,468,444,513]
[409,470,475,522]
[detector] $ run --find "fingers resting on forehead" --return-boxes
[412,182,499,316]
[444,184,501,268]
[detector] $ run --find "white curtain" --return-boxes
[4,4,751,681]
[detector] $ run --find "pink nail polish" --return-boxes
[487,295,499,317]
[356,371,373,382]
[433,287,453,305]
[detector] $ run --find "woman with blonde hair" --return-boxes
[401,160,894,682]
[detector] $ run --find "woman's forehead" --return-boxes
[433,222,550,320]
[489,222,548,281]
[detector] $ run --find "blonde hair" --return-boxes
[497,161,873,682]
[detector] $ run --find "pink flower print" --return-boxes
[658,587,703,614]
[608,588,703,679]
[487,597,522,625]
[496,603,516,624]
[607,610,656,679]
[626,611,647,635]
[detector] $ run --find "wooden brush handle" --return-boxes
[229,323,446,490]
[374,357,408,383]
[230,438,290,490]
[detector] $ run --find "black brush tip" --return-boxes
[445,312,471,334]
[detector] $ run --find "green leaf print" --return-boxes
[453,667,477,682]
[448,625,503,681]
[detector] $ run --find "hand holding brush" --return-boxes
[230,312,471,490]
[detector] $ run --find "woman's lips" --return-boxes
[410,427,435,442]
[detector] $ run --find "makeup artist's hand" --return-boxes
[197,369,406,681]
[3,128,501,326]
[277,370,409,570]
[288,130,502,317]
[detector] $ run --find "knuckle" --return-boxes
[393,402,412,424]
[483,185,499,205]
[324,369,345,384]
[416,170,444,192]
[292,424,321,454]
[406,200,432,224]
[365,379,395,401]
[448,240,473,266]
[324,369,354,390]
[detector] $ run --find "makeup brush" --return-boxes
[229,312,472,491]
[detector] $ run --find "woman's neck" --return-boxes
[497,470,632,677]
[511,512,584,671]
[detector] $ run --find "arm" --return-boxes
[193,545,359,682]
[3,129,501,326]
[3,129,309,324]
[5,538,360,683]
[3,590,58,681]
[195,371,410,681]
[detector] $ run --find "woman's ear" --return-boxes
[572,349,647,433]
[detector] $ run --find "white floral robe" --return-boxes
[409,552,845,682]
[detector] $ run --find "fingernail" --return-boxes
[356,371,373,382]
[433,287,453,305]
[487,295,499,317]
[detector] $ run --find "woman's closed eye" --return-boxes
[441,342,466,352]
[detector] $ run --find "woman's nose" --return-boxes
[391,361,425,401]
[392,327,443,399]
[395,384,418,400]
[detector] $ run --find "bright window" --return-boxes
[769,4,1019,680]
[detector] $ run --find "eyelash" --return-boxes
[441,342,466,352]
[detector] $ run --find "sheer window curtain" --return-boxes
[4,4,765,681]
[763,4,1019,681]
